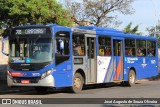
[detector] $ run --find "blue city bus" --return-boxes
[2,24,158,93]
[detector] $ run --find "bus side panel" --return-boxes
[97,56,113,83]
[124,57,139,81]
[135,57,158,79]
[103,56,123,82]
[101,54,124,82]
[102,57,114,83]
[142,57,158,78]
[114,56,123,80]
[123,57,158,81]
[53,61,73,87]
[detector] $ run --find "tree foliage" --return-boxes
[0,0,73,27]
[146,21,160,47]
[146,21,160,37]
[65,0,134,27]
[123,22,141,35]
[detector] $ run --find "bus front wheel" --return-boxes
[71,73,84,93]
[123,70,136,87]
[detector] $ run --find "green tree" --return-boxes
[123,22,141,35]
[146,21,160,47]
[65,0,134,27]
[146,22,160,37]
[0,0,73,27]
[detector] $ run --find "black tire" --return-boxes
[34,87,48,93]
[124,70,136,86]
[71,73,84,93]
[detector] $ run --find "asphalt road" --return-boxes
[0,79,160,107]
[0,80,160,98]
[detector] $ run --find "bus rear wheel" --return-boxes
[34,87,48,93]
[124,70,136,86]
[71,73,84,93]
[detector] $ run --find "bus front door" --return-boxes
[113,39,124,81]
[87,37,96,83]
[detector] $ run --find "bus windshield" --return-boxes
[9,38,52,63]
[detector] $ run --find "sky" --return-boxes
[118,0,160,35]
[57,0,160,35]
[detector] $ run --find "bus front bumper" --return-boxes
[7,75,55,87]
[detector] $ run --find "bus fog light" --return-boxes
[41,70,52,79]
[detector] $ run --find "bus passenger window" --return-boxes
[147,49,153,56]
[127,48,132,56]
[136,40,146,56]
[105,48,111,56]
[147,41,156,57]
[72,34,85,56]
[125,39,136,56]
[137,48,143,56]
[99,48,104,56]
[98,36,111,56]
[73,45,84,56]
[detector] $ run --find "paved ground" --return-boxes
[0,79,159,98]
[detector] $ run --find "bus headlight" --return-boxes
[41,70,52,79]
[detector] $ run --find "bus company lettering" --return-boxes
[125,57,138,64]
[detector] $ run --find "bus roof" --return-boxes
[78,26,157,40]
[13,24,157,41]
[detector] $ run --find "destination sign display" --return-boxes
[15,28,47,35]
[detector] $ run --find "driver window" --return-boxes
[55,31,70,65]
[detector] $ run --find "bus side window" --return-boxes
[137,48,143,56]
[147,41,156,57]
[55,31,70,65]
[72,34,85,56]
[136,40,146,56]
[98,36,111,56]
[125,39,136,56]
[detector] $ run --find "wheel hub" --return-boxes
[74,78,81,88]
[130,74,135,83]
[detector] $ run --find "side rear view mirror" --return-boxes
[2,36,9,56]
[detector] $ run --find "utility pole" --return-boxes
[151,0,157,37]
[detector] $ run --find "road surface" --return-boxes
[0,79,159,98]
[0,79,160,107]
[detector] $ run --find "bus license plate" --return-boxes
[21,80,30,84]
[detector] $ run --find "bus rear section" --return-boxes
[123,38,158,84]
